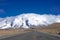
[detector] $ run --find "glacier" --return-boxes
[0,13,60,29]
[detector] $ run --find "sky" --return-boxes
[0,0,60,17]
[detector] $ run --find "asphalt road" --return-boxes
[0,32,60,40]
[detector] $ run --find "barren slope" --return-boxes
[37,23,60,35]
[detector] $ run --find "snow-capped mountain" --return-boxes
[0,13,60,29]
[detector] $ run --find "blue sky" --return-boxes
[0,0,60,17]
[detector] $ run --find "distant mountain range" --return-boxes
[0,13,60,29]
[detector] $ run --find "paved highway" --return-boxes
[0,32,60,40]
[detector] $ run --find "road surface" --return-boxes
[0,32,60,40]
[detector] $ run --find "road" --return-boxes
[0,32,60,40]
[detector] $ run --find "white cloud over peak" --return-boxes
[0,13,60,29]
[0,9,5,13]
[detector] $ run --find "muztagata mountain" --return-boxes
[0,13,60,29]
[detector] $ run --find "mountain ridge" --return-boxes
[0,13,60,29]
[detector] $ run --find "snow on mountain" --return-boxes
[0,17,15,29]
[0,13,60,29]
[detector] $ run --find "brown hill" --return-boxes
[45,23,60,29]
[36,23,60,35]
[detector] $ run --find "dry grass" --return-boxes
[0,29,31,36]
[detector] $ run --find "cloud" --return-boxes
[0,9,5,14]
